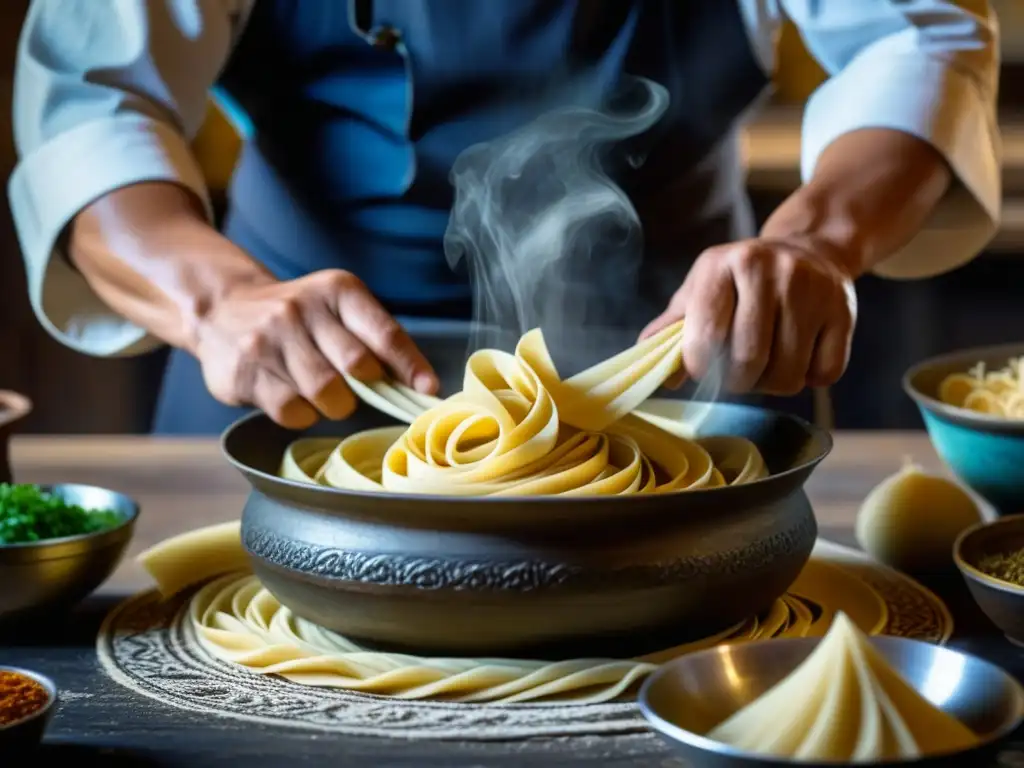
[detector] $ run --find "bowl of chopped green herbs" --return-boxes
[0,483,138,622]
[954,515,1024,647]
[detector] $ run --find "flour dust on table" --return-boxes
[96,539,951,741]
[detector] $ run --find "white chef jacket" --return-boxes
[7,0,1003,357]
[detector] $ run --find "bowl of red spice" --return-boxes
[954,515,1024,646]
[0,666,56,751]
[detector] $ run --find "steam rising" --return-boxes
[444,76,725,426]
[444,78,668,359]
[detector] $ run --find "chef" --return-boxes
[8,0,1000,434]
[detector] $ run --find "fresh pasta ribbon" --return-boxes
[283,321,769,495]
[937,358,1024,419]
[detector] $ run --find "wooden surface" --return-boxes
[3,433,1024,766]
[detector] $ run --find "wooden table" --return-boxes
[4,434,1023,766]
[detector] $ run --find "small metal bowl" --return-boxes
[0,484,139,623]
[954,515,1024,646]
[903,343,1024,516]
[0,666,57,751]
[639,636,1024,767]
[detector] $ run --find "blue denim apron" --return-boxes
[153,0,768,434]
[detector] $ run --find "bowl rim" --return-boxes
[953,516,1024,596]
[637,634,1024,765]
[220,402,834,505]
[0,665,57,731]
[902,343,1024,433]
[0,482,140,550]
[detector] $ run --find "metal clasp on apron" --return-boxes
[349,0,400,51]
[371,26,401,50]
[346,0,414,189]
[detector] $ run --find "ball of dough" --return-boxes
[855,461,983,574]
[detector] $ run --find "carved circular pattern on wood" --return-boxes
[98,540,953,742]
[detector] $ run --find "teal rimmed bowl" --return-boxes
[903,343,1024,516]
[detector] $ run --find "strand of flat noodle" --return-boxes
[283,321,767,493]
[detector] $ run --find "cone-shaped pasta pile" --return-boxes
[282,321,769,495]
[706,612,979,761]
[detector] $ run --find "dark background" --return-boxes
[1,0,1022,433]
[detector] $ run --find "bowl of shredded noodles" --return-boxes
[221,320,832,655]
[903,343,1024,516]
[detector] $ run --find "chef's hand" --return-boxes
[640,236,858,396]
[192,270,439,428]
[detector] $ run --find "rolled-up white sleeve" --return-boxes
[783,0,1001,279]
[8,0,245,356]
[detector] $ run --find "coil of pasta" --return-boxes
[280,321,769,495]
[938,358,1024,419]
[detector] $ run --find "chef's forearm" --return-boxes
[68,182,273,352]
[760,128,952,277]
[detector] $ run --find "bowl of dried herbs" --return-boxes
[955,515,1024,646]
[0,483,139,623]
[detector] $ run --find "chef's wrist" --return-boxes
[172,238,277,355]
[69,181,275,353]
[759,185,869,279]
[761,128,951,280]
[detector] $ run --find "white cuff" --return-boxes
[801,55,1001,280]
[8,115,213,357]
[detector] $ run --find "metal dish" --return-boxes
[0,666,57,752]
[639,636,1024,767]
[903,343,1024,516]
[221,323,831,656]
[954,515,1024,646]
[0,484,140,623]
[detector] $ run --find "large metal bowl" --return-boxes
[0,484,139,623]
[221,322,832,656]
[639,636,1024,767]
